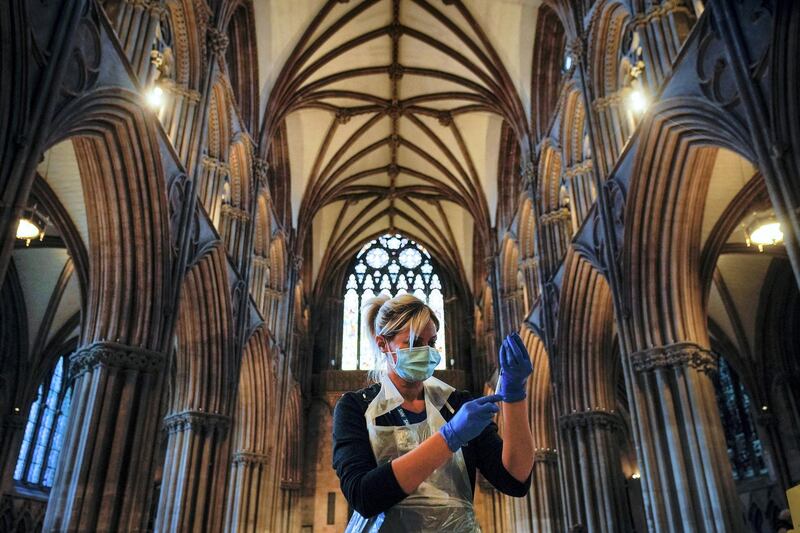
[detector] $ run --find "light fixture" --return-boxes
[15,207,47,246]
[146,85,165,110]
[744,212,784,252]
[626,47,648,115]
[628,88,648,114]
[631,472,641,480]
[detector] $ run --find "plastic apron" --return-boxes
[344,375,480,533]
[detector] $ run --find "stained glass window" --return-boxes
[712,357,768,481]
[14,356,72,491]
[341,234,447,370]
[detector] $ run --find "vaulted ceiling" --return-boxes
[253,0,542,295]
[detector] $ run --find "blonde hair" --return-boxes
[362,294,440,382]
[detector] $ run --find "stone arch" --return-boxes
[164,0,205,91]
[586,0,638,172]
[559,86,595,228]
[498,235,522,336]
[223,0,259,133]
[531,3,568,144]
[47,90,172,349]
[560,87,587,169]
[222,137,254,267]
[537,140,571,278]
[623,99,755,348]
[555,249,631,533]
[156,244,235,532]
[516,328,563,532]
[272,381,303,532]
[199,80,235,231]
[171,244,236,414]
[280,382,303,489]
[250,192,272,313]
[41,88,172,532]
[265,232,288,341]
[225,325,280,532]
[619,98,757,532]
[586,0,633,100]
[208,80,233,161]
[269,233,287,292]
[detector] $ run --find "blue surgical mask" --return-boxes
[387,346,441,382]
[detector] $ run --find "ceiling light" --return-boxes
[15,207,47,246]
[146,85,165,110]
[745,214,783,252]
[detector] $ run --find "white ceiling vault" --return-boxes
[253,0,542,295]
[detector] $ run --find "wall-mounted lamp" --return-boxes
[146,84,165,110]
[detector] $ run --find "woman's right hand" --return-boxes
[439,394,503,452]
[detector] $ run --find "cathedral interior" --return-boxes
[1,0,800,531]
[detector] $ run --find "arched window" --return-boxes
[341,234,446,370]
[14,356,73,491]
[712,357,768,481]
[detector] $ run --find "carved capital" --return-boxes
[163,410,230,435]
[232,451,271,466]
[207,28,229,56]
[630,342,717,374]
[69,342,165,378]
[632,0,693,27]
[539,207,571,225]
[221,204,251,222]
[559,409,623,432]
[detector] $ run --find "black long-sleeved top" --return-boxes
[332,383,532,518]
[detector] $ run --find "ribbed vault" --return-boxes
[257,0,539,296]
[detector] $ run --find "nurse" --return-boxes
[333,294,534,532]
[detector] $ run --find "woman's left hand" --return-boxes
[497,332,533,403]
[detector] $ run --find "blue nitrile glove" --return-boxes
[497,332,533,403]
[439,394,503,452]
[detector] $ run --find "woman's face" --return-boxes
[377,320,437,363]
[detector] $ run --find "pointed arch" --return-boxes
[172,244,236,414]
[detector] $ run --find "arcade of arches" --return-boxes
[1,0,799,531]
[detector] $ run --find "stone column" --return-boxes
[224,452,273,532]
[539,208,573,278]
[155,410,232,532]
[512,449,563,533]
[564,160,596,227]
[220,204,251,271]
[632,1,696,89]
[44,342,166,532]
[101,0,165,81]
[625,342,744,532]
[559,409,632,532]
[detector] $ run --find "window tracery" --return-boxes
[341,234,446,371]
[14,357,72,491]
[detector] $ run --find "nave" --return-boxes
[1,0,800,531]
